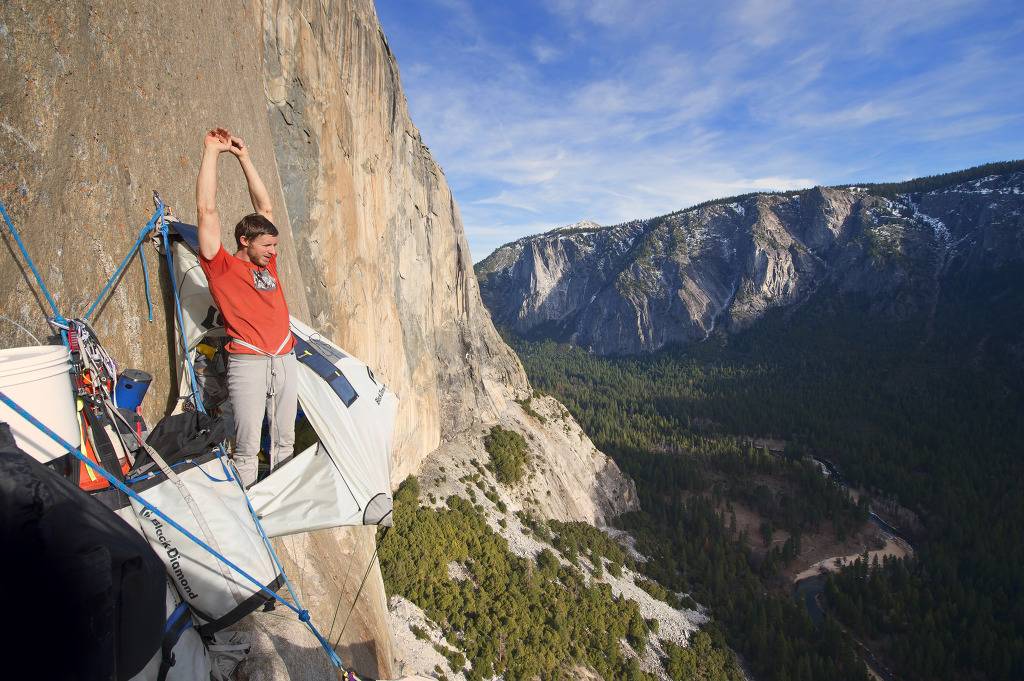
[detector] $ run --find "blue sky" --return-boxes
[375,0,1024,261]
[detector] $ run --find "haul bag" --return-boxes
[129,450,283,635]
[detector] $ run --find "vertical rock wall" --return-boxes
[0,1,310,408]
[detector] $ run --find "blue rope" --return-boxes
[139,237,154,322]
[159,223,205,413]
[2,391,341,668]
[125,458,232,485]
[84,204,163,321]
[214,446,343,669]
[0,199,66,323]
[2,390,343,670]
[195,459,233,483]
[0,390,302,614]
[1,389,343,667]
[125,459,192,484]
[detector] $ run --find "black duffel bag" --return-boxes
[0,422,166,680]
[133,411,225,472]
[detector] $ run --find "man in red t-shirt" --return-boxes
[196,128,297,487]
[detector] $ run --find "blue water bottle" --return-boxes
[114,369,152,410]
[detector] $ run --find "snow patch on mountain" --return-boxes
[549,219,602,233]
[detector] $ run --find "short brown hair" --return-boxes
[234,213,279,248]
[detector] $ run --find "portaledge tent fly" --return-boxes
[167,222,397,536]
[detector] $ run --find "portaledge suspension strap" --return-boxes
[1,197,160,341]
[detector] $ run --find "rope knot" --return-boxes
[299,609,311,622]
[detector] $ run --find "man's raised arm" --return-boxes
[229,136,273,222]
[196,129,232,260]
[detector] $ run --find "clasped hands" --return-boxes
[204,127,248,159]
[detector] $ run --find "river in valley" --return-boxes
[791,456,915,681]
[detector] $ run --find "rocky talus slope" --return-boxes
[1,2,636,678]
[386,396,709,681]
[477,167,1024,355]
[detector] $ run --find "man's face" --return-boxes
[242,234,278,267]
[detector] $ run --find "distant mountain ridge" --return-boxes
[476,161,1024,355]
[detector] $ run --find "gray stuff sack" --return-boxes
[127,579,212,681]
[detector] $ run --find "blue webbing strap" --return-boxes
[293,336,359,406]
[0,389,342,667]
[84,204,163,322]
[159,602,195,679]
[214,446,346,663]
[166,602,191,634]
[0,199,66,324]
[2,196,156,335]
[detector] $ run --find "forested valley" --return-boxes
[511,290,1024,681]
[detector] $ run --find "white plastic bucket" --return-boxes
[0,345,80,462]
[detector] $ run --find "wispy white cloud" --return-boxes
[474,191,541,212]
[734,0,796,48]
[530,39,561,64]
[545,0,679,31]
[832,0,984,54]
[794,101,906,129]
[379,0,1024,260]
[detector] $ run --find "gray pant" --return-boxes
[227,352,298,487]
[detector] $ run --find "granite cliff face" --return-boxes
[258,0,529,482]
[477,168,1024,355]
[0,2,635,678]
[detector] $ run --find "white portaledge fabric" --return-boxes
[128,581,212,681]
[249,319,396,534]
[130,457,282,632]
[247,443,361,536]
[171,233,398,536]
[170,239,227,415]
[364,492,393,526]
